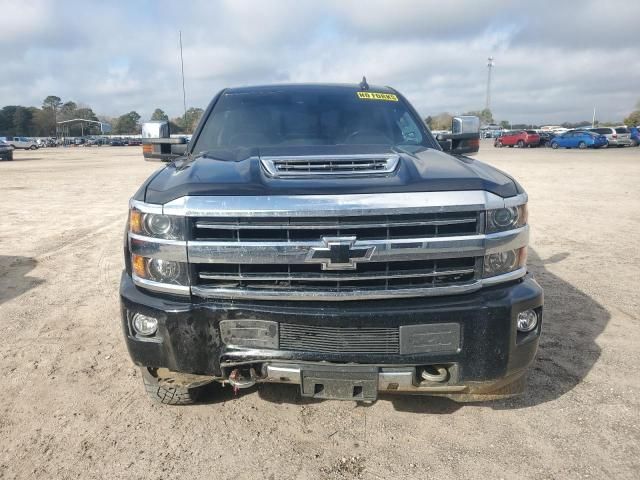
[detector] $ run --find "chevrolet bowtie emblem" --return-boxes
[306,236,375,270]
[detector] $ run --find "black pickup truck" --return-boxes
[123,82,543,405]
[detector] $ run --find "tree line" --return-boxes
[0,96,204,137]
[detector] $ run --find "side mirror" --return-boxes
[437,115,480,155]
[141,121,187,162]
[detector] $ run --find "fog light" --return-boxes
[517,309,538,332]
[132,313,158,336]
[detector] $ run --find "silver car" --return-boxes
[589,127,633,147]
[7,136,39,150]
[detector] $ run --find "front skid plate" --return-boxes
[301,365,379,401]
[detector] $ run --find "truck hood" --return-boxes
[141,145,522,204]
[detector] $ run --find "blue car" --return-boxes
[550,130,607,149]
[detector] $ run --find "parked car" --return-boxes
[127,138,142,146]
[538,131,556,147]
[7,137,38,150]
[550,130,607,149]
[629,126,639,146]
[0,140,14,161]
[494,130,540,148]
[110,139,125,146]
[588,127,633,147]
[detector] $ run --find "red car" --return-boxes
[494,130,540,148]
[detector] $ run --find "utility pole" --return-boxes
[179,31,187,126]
[485,56,494,111]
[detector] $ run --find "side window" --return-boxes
[395,112,422,144]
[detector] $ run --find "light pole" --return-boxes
[485,56,494,112]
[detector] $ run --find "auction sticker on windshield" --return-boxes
[356,92,398,101]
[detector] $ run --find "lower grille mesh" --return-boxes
[279,324,399,354]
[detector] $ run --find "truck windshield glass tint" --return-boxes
[192,91,428,153]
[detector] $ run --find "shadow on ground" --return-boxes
[200,248,609,413]
[0,255,44,306]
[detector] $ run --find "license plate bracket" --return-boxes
[300,366,378,401]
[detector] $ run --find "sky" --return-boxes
[1,0,639,124]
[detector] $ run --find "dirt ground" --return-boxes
[0,140,639,479]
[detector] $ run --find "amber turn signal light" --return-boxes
[129,210,143,234]
[131,254,147,278]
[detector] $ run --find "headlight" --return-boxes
[131,254,189,285]
[129,209,185,240]
[486,204,527,233]
[483,247,527,278]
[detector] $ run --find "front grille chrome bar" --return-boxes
[163,191,525,217]
[194,217,477,230]
[187,227,528,264]
[198,268,476,282]
[191,268,527,301]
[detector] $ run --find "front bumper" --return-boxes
[120,272,543,400]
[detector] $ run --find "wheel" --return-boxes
[578,141,587,149]
[494,140,502,148]
[141,367,205,405]
[29,145,37,150]
[551,142,559,149]
[517,140,525,148]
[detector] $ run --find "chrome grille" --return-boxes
[189,210,482,299]
[260,154,400,177]
[196,258,477,291]
[131,191,530,300]
[192,212,479,241]
[279,324,399,354]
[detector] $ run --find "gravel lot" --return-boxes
[1,141,639,479]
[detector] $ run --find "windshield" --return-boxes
[191,89,434,154]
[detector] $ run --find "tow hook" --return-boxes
[420,365,449,383]
[228,367,258,394]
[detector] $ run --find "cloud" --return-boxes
[0,0,638,123]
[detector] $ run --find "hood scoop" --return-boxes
[260,153,400,178]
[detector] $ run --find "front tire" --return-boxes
[551,142,559,149]
[141,367,204,405]
[29,145,37,150]
[578,141,587,149]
